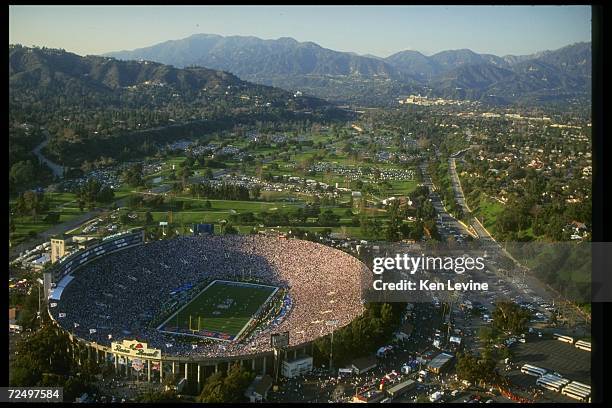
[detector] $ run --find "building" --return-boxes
[351,356,378,375]
[427,352,454,374]
[352,387,385,403]
[193,223,214,236]
[50,236,69,263]
[282,356,313,378]
[76,238,100,250]
[44,231,362,393]
[386,379,416,399]
[9,307,22,333]
[244,374,273,402]
[31,253,50,270]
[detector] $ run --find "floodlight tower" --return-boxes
[270,332,289,384]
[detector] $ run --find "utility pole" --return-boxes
[37,277,44,321]
[326,320,339,373]
[37,284,41,320]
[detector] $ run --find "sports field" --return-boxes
[159,280,278,341]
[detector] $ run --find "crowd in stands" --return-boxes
[50,235,367,358]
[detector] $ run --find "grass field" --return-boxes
[160,280,278,340]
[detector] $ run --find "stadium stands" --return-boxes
[50,235,367,359]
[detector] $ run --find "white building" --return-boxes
[282,356,313,378]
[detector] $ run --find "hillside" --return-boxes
[9,45,347,166]
[104,35,591,107]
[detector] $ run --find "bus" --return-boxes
[520,364,547,377]
[566,381,590,392]
[536,374,569,392]
[574,340,591,352]
[561,382,591,401]
[552,333,574,344]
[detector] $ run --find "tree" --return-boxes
[385,200,402,242]
[63,376,96,402]
[492,302,532,334]
[221,363,253,402]
[318,209,340,226]
[44,212,60,223]
[97,185,115,203]
[178,166,193,190]
[10,160,36,188]
[145,211,154,225]
[137,390,181,403]
[223,224,239,235]
[123,163,144,187]
[198,372,225,403]
[478,326,496,344]
[128,195,143,209]
[10,324,74,386]
[120,213,131,225]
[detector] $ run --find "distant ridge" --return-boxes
[104,35,591,106]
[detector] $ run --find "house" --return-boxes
[351,356,378,375]
[244,374,273,403]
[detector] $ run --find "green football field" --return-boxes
[161,280,277,339]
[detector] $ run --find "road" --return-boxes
[447,153,590,327]
[9,179,178,262]
[419,163,472,240]
[32,130,65,179]
[448,157,493,241]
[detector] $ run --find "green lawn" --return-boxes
[472,194,504,234]
[161,280,277,339]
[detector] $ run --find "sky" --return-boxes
[9,5,591,58]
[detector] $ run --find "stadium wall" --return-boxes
[48,313,313,388]
[48,229,145,284]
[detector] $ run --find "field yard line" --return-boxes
[157,279,218,331]
[233,283,279,341]
[157,279,279,342]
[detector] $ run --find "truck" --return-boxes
[430,391,444,402]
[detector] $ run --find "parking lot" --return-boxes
[501,337,591,403]
[510,337,591,384]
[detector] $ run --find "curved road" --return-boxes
[32,131,65,179]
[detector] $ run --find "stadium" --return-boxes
[46,230,368,385]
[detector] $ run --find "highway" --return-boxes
[418,163,472,241]
[446,152,590,327]
[420,157,590,329]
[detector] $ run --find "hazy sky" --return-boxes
[9,5,591,57]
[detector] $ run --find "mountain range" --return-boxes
[105,34,591,106]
